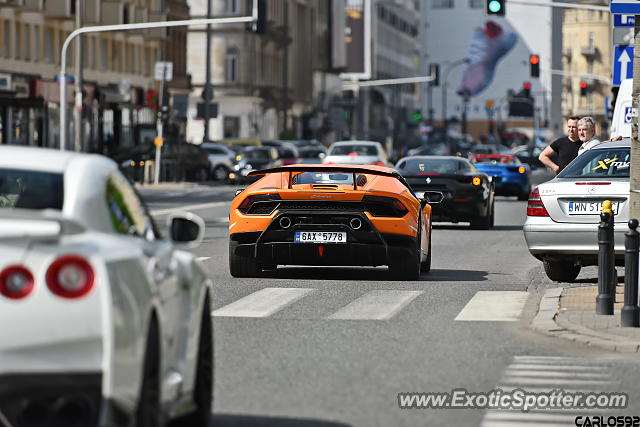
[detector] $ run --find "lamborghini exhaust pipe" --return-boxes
[279,216,292,229]
[349,217,362,230]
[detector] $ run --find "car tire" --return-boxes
[213,165,229,182]
[543,259,581,282]
[389,244,420,280]
[420,233,432,273]
[168,296,213,427]
[135,316,161,427]
[470,211,491,230]
[229,241,262,277]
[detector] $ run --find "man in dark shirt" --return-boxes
[538,116,581,174]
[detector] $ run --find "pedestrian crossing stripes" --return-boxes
[329,290,423,320]
[212,289,530,321]
[482,356,614,427]
[212,288,314,318]
[454,291,528,322]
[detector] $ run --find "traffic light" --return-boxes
[486,0,505,16]
[580,81,588,97]
[411,110,423,123]
[523,81,532,98]
[247,0,266,34]
[429,64,440,87]
[529,54,540,78]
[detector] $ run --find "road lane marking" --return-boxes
[151,201,230,215]
[197,257,211,262]
[482,356,614,427]
[328,290,423,320]
[454,291,528,321]
[212,288,314,318]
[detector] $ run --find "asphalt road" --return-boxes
[140,172,640,427]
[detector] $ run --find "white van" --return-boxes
[610,78,633,138]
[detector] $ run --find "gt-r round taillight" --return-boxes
[0,266,34,299]
[46,255,95,299]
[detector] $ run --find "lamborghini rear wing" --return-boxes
[247,165,414,192]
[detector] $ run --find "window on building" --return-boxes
[100,38,108,69]
[24,24,31,61]
[432,0,454,8]
[15,23,21,60]
[225,0,239,14]
[225,49,238,82]
[469,0,482,8]
[3,21,10,58]
[34,26,40,61]
[44,27,53,63]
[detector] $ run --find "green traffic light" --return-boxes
[488,0,502,13]
[412,113,422,122]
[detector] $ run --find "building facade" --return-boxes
[0,0,190,154]
[186,0,344,143]
[562,5,611,131]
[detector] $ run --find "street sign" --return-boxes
[613,45,634,86]
[614,27,634,45]
[154,61,173,81]
[614,14,635,27]
[611,1,640,15]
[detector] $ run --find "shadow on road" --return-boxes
[433,223,522,231]
[259,267,488,282]
[212,414,351,427]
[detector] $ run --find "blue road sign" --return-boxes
[613,45,634,86]
[611,1,640,14]
[614,14,635,27]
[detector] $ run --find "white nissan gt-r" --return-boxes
[0,146,213,427]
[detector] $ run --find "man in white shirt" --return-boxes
[577,116,601,156]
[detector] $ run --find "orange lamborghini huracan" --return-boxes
[228,165,441,280]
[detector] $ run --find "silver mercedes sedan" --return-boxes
[523,140,630,282]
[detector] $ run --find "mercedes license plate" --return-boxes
[294,231,347,243]
[567,201,619,215]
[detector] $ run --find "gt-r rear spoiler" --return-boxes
[0,209,85,240]
[247,165,415,192]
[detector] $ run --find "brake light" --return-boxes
[362,195,408,217]
[238,193,282,214]
[348,152,359,156]
[575,182,611,185]
[371,161,385,166]
[46,255,95,299]
[527,187,549,217]
[472,176,482,186]
[0,266,34,299]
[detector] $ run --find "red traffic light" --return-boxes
[580,81,587,89]
[529,55,540,65]
[523,81,532,90]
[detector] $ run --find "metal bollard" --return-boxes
[621,219,640,327]
[596,201,615,315]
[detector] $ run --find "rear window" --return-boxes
[292,172,363,186]
[0,169,64,210]
[299,148,325,158]
[396,158,467,175]
[329,144,378,156]
[558,147,630,178]
[243,149,271,160]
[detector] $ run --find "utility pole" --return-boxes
[631,14,640,220]
[203,0,212,143]
[154,63,167,185]
[74,0,83,152]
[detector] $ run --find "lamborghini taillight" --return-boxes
[238,193,282,215]
[362,195,408,217]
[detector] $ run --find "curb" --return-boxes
[530,287,640,353]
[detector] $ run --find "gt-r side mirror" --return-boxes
[167,212,205,248]
[235,188,245,196]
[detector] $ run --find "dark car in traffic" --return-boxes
[395,156,495,229]
[116,141,212,182]
[231,146,282,183]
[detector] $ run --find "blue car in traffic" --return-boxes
[471,154,531,200]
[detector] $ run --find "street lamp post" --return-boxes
[59,15,257,152]
[442,58,469,145]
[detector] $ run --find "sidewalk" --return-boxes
[134,181,232,190]
[530,266,640,353]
